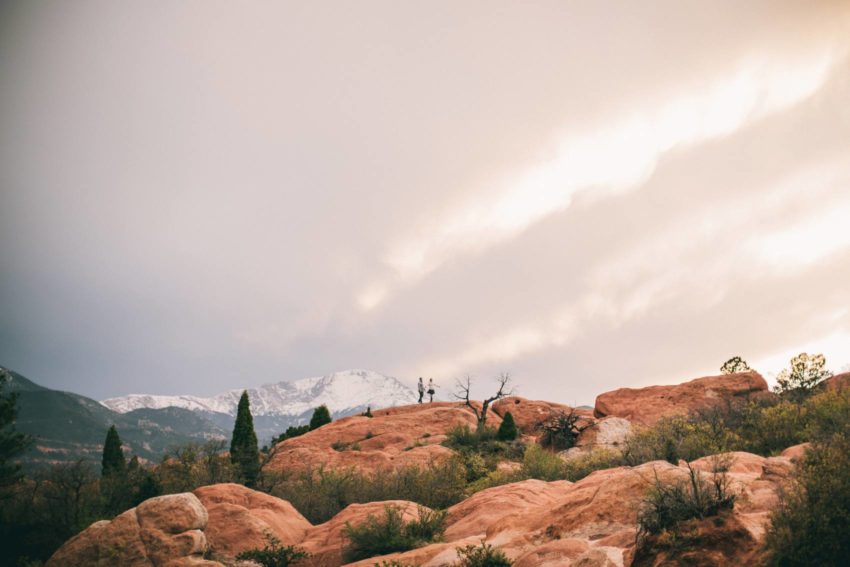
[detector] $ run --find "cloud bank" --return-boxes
[1,0,849,402]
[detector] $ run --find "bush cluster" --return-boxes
[235,532,309,567]
[342,504,446,562]
[765,430,850,565]
[264,459,467,524]
[635,460,736,558]
[453,540,513,566]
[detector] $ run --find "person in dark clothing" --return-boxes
[417,377,425,403]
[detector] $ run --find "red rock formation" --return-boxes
[50,447,804,567]
[264,403,491,475]
[47,493,220,567]
[194,483,311,560]
[594,371,770,427]
[344,450,800,566]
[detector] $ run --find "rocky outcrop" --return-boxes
[594,371,771,427]
[194,483,311,560]
[50,444,806,567]
[491,397,592,435]
[47,493,220,567]
[264,403,492,475]
[345,448,803,566]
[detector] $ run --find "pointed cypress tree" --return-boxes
[309,404,332,430]
[230,390,260,487]
[497,411,518,441]
[102,425,126,477]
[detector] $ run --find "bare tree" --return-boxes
[454,372,514,431]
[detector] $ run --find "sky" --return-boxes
[2,1,850,404]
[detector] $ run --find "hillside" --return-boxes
[3,367,227,467]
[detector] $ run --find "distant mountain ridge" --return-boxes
[101,369,417,416]
[101,369,419,443]
[1,367,227,468]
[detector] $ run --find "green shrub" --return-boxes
[803,389,850,443]
[764,433,850,566]
[403,505,448,542]
[235,532,309,567]
[562,448,625,481]
[742,401,806,455]
[622,415,739,466]
[444,425,497,450]
[497,412,518,441]
[636,461,735,548]
[453,540,513,566]
[538,409,584,451]
[331,440,350,451]
[520,445,565,481]
[342,504,446,562]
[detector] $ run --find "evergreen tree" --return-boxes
[230,391,260,487]
[309,405,332,430]
[497,411,518,441]
[101,425,126,478]
[128,454,140,472]
[0,369,32,489]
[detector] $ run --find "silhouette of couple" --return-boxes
[417,377,436,403]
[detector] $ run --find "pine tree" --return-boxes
[230,390,260,487]
[0,369,32,488]
[497,411,518,441]
[309,405,332,430]
[102,425,126,478]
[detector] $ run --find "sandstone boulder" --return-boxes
[194,483,311,560]
[594,371,770,426]
[47,493,220,567]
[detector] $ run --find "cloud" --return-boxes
[359,48,838,310]
[2,1,850,401]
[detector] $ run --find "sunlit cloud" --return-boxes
[416,157,850,382]
[748,196,850,270]
[359,51,836,310]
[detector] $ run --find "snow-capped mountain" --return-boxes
[102,369,418,418]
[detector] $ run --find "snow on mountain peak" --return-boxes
[101,369,418,417]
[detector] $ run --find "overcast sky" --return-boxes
[2,1,849,404]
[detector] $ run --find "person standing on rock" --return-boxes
[418,377,425,404]
[428,378,437,403]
